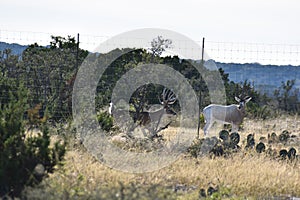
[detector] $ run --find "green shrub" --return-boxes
[247,103,271,120]
[187,139,204,158]
[0,86,66,198]
[97,112,114,132]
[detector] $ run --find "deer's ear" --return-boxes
[235,96,240,102]
[245,97,252,103]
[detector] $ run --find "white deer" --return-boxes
[203,96,252,136]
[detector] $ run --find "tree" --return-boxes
[149,36,172,62]
[0,80,66,198]
[20,36,88,120]
[274,80,299,113]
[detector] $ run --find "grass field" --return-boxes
[23,115,300,199]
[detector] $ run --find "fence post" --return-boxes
[76,33,79,69]
[197,37,205,139]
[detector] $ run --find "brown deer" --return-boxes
[110,88,177,138]
[135,88,176,124]
[134,88,177,137]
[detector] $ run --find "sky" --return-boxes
[1,0,300,64]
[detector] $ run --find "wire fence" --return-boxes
[205,41,300,65]
[1,29,300,66]
[1,29,300,121]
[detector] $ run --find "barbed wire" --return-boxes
[0,29,300,65]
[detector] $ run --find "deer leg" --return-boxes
[204,120,213,136]
[141,128,148,137]
[231,124,239,133]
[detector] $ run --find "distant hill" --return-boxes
[0,41,28,55]
[214,61,300,97]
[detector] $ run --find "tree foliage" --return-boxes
[0,36,88,121]
[274,80,300,113]
[0,80,65,197]
[150,35,172,57]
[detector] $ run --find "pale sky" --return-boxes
[1,0,300,64]
[1,0,300,43]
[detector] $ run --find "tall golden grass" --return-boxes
[24,115,300,199]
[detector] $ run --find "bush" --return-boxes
[247,103,271,120]
[0,86,66,198]
[97,112,114,132]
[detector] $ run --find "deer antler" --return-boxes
[160,88,177,105]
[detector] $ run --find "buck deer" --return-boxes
[203,96,252,136]
[134,88,177,138]
[109,88,177,138]
[136,88,176,124]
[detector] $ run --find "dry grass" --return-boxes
[24,115,300,199]
[243,114,300,137]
